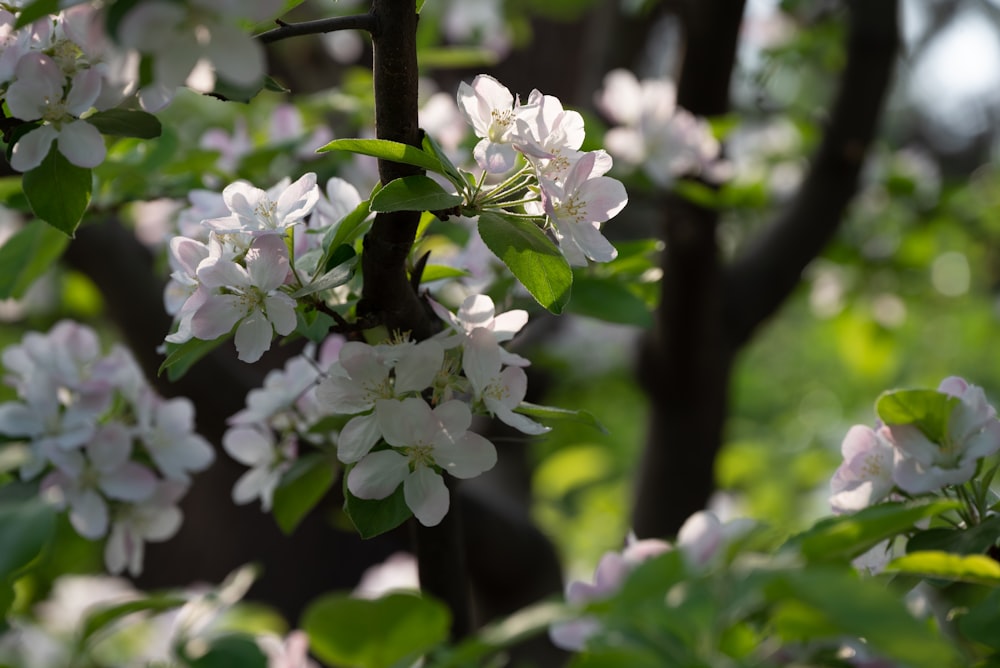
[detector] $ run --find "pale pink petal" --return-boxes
[404,466,449,527]
[246,235,290,292]
[578,176,628,223]
[568,222,618,263]
[432,431,496,479]
[191,294,245,339]
[223,181,267,220]
[348,450,409,500]
[376,397,434,448]
[337,412,382,463]
[66,68,102,115]
[10,125,58,172]
[100,463,157,502]
[232,466,275,506]
[69,488,108,539]
[275,172,319,223]
[197,257,250,290]
[265,294,297,337]
[204,22,264,86]
[234,313,274,362]
[457,295,496,330]
[393,340,443,394]
[462,328,501,397]
[141,505,183,541]
[223,427,273,466]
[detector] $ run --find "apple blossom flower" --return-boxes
[347,397,497,526]
[462,328,548,435]
[115,0,280,111]
[105,481,186,576]
[222,426,297,511]
[596,68,724,188]
[829,424,896,513]
[457,74,534,173]
[6,52,105,171]
[550,536,671,651]
[516,89,591,182]
[164,235,211,344]
[540,151,628,266]
[889,377,1000,494]
[316,338,444,463]
[40,423,157,539]
[432,293,529,366]
[228,353,325,428]
[133,389,214,484]
[353,552,419,599]
[191,235,297,363]
[204,173,320,237]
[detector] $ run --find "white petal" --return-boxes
[234,312,274,363]
[376,397,434,448]
[223,427,273,466]
[100,462,157,502]
[393,340,443,394]
[204,22,265,86]
[432,431,496,479]
[347,450,409,500]
[10,126,57,172]
[191,294,245,339]
[404,466,449,527]
[337,412,382,464]
[69,489,108,539]
[246,236,289,292]
[265,294,297,336]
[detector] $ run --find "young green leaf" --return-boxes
[516,401,608,433]
[784,498,961,562]
[0,219,70,299]
[317,138,444,174]
[567,276,653,327]
[478,212,572,313]
[78,596,187,645]
[0,497,56,581]
[14,0,58,28]
[343,475,411,539]
[421,132,467,193]
[370,175,462,213]
[886,550,1000,586]
[158,335,229,381]
[84,109,162,139]
[22,147,92,237]
[875,389,961,443]
[303,593,450,668]
[272,454,338,535]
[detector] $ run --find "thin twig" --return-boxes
[256,14,376,44]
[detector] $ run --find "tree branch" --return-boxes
[725,0,899,348]
[256,14,376,44]
[631,0,746,539]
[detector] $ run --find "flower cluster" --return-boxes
[0,321,213,575]
[550,510,752,651]
[595,69,727,188]
[829,376,1000,514]
[0,1,282,173]
[457,74,629,265]
[0,5,124,171]
[164,173,367,363]
[315,294,545,527]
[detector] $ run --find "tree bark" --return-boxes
[633,0,899,538]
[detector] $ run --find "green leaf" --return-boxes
[785,498,961,562]
[875,389,960,443]
[303,593,450,668]
[0,219,70,299]
[343,474,411,539]
[83,109,162,139]
[295,309,336,344]
[370,175,462,214]
[438,601,569,668]
[516,401,608,433]
[0,497,56,581]
[158,335,229,381]
[317,138,444,174]
[886,550,1000,586]
[291,255,357,298]
[321,196,374,260]
[79,596,187,645]
[0,177,23,205]
[765,568,958,668]
[477,212,572,313]
[419,265,470,283]
[959,588,1000,650]
[566,276,653,327]
[186,634,268,668]
[22,147,92,236]
[421,131,467,192]
[272,454,338,535]
[14,0,58,27]
[906,514,1000,556]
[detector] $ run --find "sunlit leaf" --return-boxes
[0,219,69,299]
[369,175,462,213]
[317,138,444,174]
